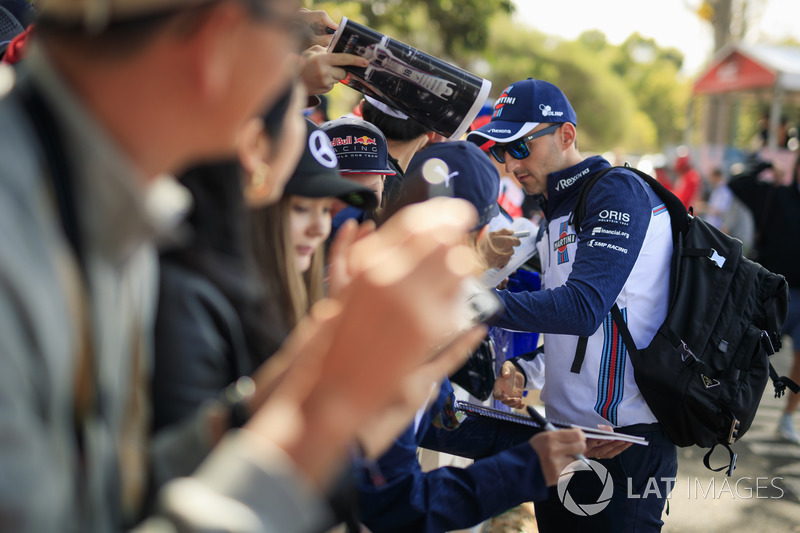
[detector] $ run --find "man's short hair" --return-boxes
[361,98,428,142]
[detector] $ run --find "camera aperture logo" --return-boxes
[557,459,613,516]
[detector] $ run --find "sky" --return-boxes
[512,0,800,76]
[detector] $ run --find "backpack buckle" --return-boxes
[677,341,700,366]
[677,341,692,361]
[708,248,726,268]
[727,418,740,444]
[760,330,776,355]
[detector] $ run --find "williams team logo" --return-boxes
[493,85,515,119]
[554,221,576,264]
[557,459,614,516]
[540,103,565,118]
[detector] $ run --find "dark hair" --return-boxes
[308,94,330,123]
[162,160,286,369]
[361,98,428,141]
[261,83,294,141]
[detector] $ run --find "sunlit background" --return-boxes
[315,0,800,173]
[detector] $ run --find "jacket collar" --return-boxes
[543,155,611,218]
[24,43,186,266]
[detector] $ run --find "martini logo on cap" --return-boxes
[309,130,338,168]
[492,85,515,119]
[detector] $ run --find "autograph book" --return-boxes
[455,401,649,446]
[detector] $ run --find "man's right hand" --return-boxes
[493,360,525,409]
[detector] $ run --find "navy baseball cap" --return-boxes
[406,141,499,230]
[467,79,577,144]
[320,117,396,176]
[285,120,378,210]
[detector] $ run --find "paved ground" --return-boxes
[662,339,800,533]
[447,337,800,533]
[481,339,800,533]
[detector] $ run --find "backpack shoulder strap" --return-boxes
[570,164,687,373]
[569,166,613,233]
[570,303,639,375]
[572,164,689,238]
[703,443,738,477]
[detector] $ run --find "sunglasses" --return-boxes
[489,124,561,164]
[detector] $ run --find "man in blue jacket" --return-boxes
[467,79,678,532]
[357,379,580,533]
[355,138,587,533]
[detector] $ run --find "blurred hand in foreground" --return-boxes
[245,198,482,489]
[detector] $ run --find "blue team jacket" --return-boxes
[357,379,549,533]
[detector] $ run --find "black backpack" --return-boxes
[570,164,798,475]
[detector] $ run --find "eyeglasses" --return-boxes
[489,124,561,164]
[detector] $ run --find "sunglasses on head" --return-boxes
[489,123,562,164]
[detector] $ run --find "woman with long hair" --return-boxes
[249,119,376,335]
[152,82,308,435]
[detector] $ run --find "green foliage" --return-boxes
[316,0,514,57]
[312,3,693,154]
[482,22,689,153]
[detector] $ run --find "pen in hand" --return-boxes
[526,405,592,466]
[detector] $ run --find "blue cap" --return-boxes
[466,78,577,144]
[406,141,499,230]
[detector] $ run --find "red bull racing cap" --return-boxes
[320,117,397,176]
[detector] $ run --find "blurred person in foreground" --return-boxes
[468,78,677,533]
[0,1,496,532]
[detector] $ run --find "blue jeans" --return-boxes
[534,423,678,533]
[782,288,800,343]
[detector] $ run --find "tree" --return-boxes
[609,33,689,147]
[315,5,693,154]
[316,0,514,58]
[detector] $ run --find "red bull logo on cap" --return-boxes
[331,135,378,147]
